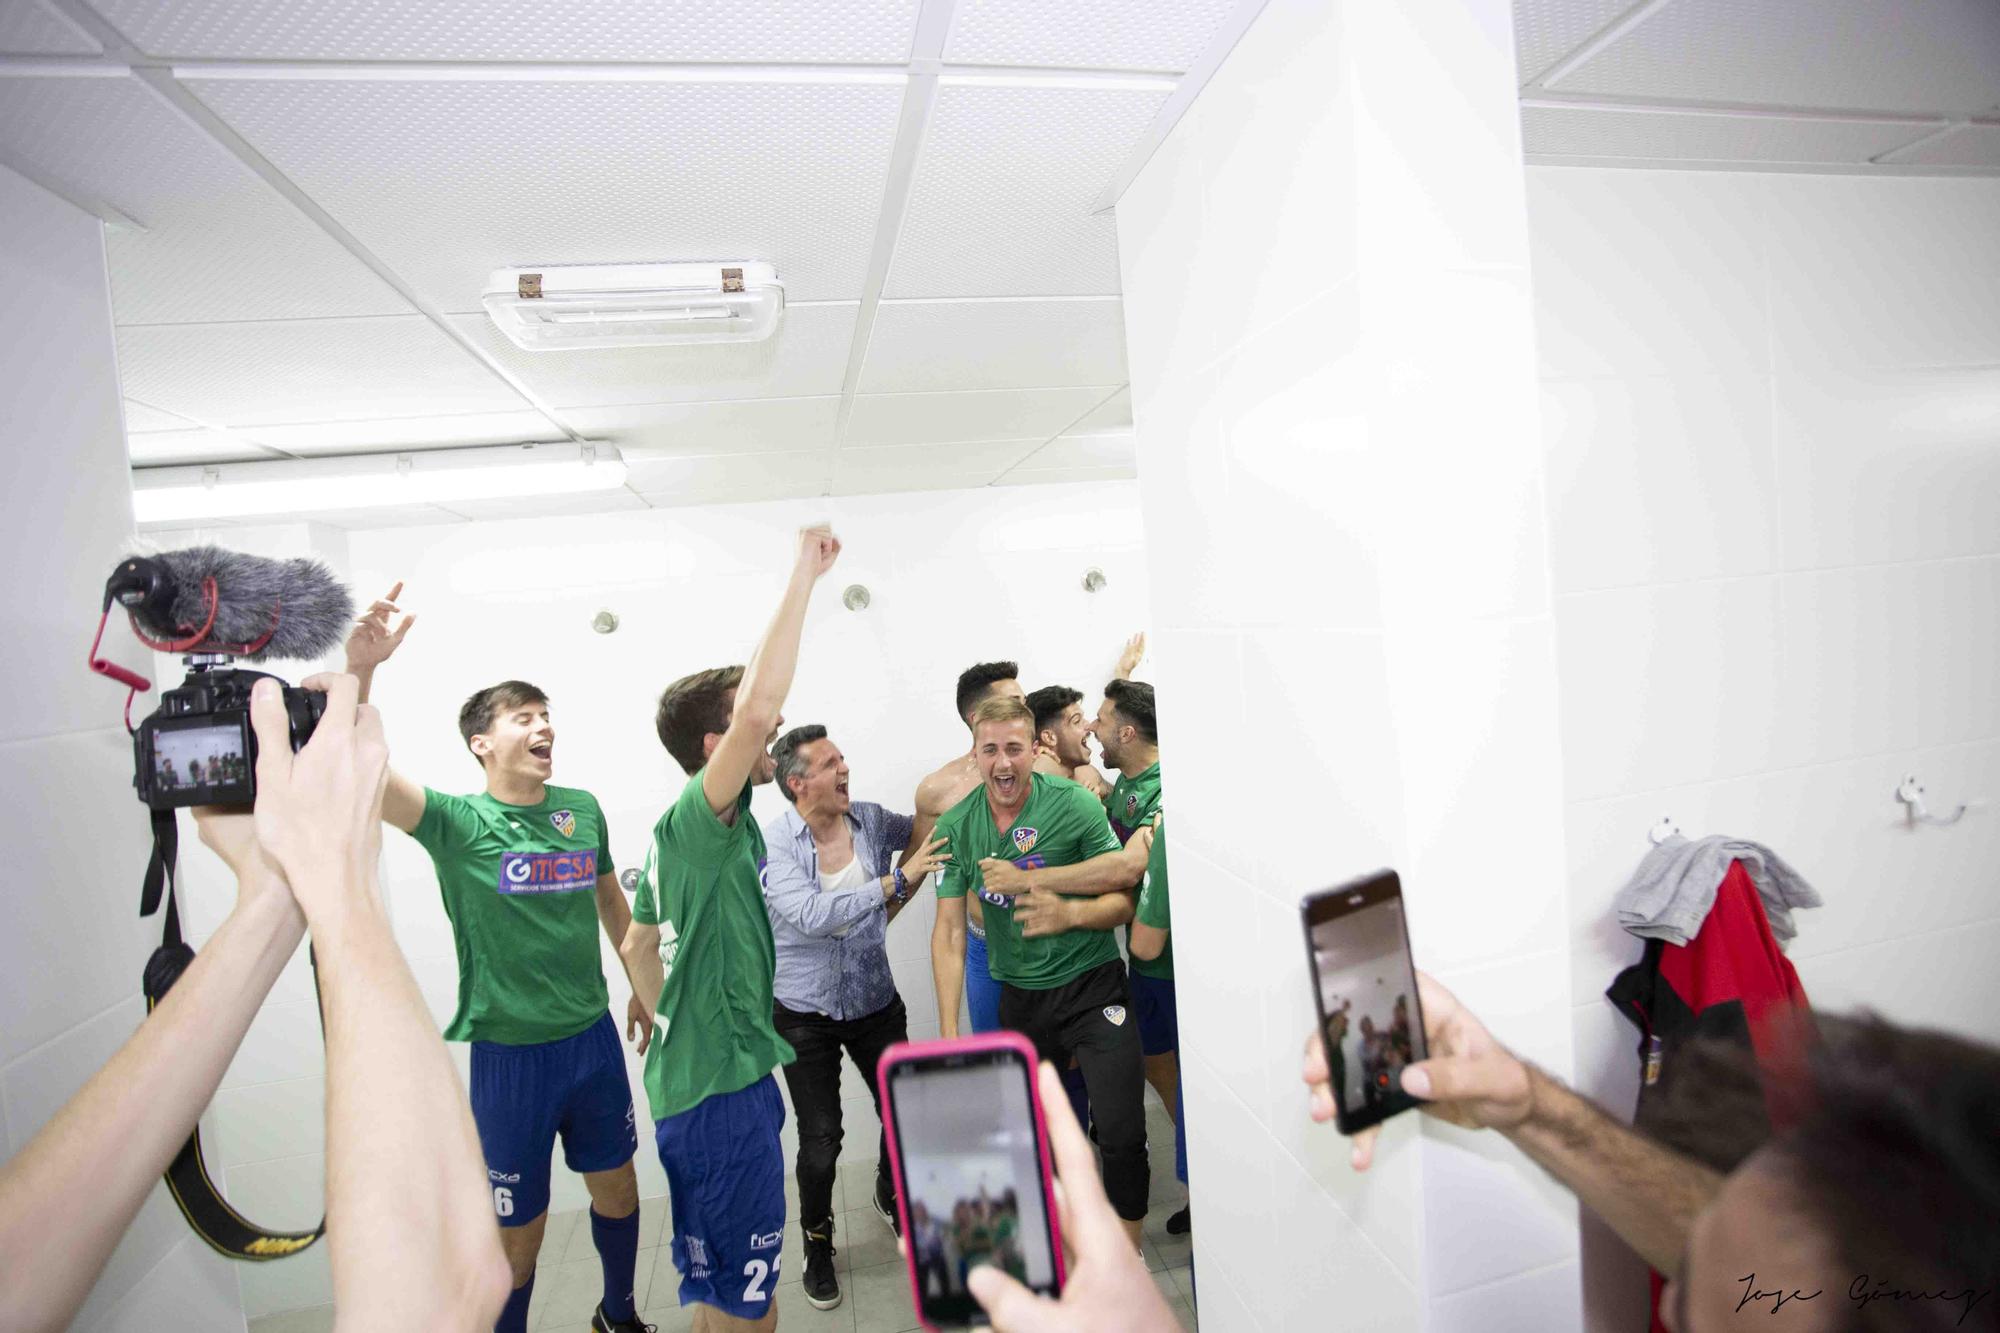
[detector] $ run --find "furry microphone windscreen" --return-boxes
[140,546,355,662]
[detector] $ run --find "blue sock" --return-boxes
[591,1206,640,1322]
[496,1271,533,1333]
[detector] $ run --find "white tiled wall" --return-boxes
[1531,165,2000,1330]
[1117,0,1576,1327]
[0,164,245,1328]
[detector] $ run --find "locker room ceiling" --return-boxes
[2,0,1993,528]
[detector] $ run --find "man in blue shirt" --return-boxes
[761,725,949,1312]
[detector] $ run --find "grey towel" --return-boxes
[1613,834,1823,946]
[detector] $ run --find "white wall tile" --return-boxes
[97,1237,248,1333]
[1542,371,1779,593]
[1555,578,1785,802]
[1421,1122,1581,1299]
[1180,1054,1279,1319]
[1763,176,2000,372]
[1793,918,2000,1043]
[1772,363,2000,570]
[238,1238,332,1320]
[1432,1258,1583,1333]
[1776,559,2000,767]
[1526,168,1770,382]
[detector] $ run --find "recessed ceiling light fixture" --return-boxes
[131,442,626,525]
[484,261,784,351]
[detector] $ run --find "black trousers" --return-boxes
[998,958,1150,1221]
[773,992,908,1227]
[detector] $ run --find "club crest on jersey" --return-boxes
[1103,1005,1127,1027]
[1125,793,1139,821]
[1012,827,1039,856]
[550,809,576,838]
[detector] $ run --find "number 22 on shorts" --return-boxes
[743,1256,779,1301]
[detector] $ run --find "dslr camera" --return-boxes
[133,667,327,810]
[100,550,353,811]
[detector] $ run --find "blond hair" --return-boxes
[970,694,1035,733]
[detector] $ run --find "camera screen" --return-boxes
[889,1052,1058,1321]
[152,723,249,794]
[1311,894,1425,1118]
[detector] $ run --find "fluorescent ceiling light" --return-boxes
[484,261,783,350]
[132,442,625,525]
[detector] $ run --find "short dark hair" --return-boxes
[1024,685,1083,738]
[955,660,1018,723]
[1652,1015,2000,1329]
[458,681,549,766]
[1102,678,1157,743]
[655,665,744,776]
[771,724,828,804]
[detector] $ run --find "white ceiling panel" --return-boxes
[126,428,277,466]
[97,0,919,63]
[188,76,906,307]
[561,397,841,457]
[844,386,1112,446]
[838,437,1042,474]
[117,316,530,426]
[439,489,652,522]
[0,0,98,54]
[1014,428,1135,470]
[449,304,857,407]
[885,81,1167,297]
[1550,0,2000,116]
[1521,105,1930,164]
[0,74,410,324]
[1891,123,2000,170]
[859,299,1127,393]
[237,410,567,455]
[629,451,833,505]
[943,0,1236,73]
[1510,0,1635,86]
[1061,385,1131,435]
[122,399,197,433]
[995,464,1136,486]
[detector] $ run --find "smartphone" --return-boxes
[1302,869,1428,1134]
[877,1033,1065,1330]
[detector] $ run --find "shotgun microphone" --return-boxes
[107,546,354,662]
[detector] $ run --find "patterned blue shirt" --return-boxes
[761,801,912,1021]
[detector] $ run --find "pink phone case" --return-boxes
[875,1032,1067,1330]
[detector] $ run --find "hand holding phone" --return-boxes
[878,1034,1064,1330]
[1302,869,1429,1135]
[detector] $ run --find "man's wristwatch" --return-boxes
[891,865,911,903]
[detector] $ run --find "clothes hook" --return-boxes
[1895,775,1976,828]
[1648,815,1681,846]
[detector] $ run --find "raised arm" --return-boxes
[343,581,425,833]
[0,812,305,1332]
[702,527,840,818]
[248,675,508,1331]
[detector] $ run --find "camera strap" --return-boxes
[141,809,327,1261]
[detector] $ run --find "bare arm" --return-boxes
[1112,632,1145,681]
[931,893,967,1040]
[0,819,304,1333]
[344,582,426,834]
[620,921,664,1020]
[1307,971,1721,1277]
[593,872,653,1055]
[1015,883,1134,939]
[1128,921,1168,961]
[249,676,507,1331]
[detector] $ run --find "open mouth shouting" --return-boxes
[527,738,554,767]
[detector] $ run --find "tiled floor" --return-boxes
[249,1103,1195,1332]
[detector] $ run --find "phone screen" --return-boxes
[1303,870,1427,1133]
[885,1047,1059,1327]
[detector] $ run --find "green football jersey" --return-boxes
[632,770,794,1122]
[1132,815,1173,980]
[1106,761,1162,844]
[935,772,1123,989]
[409,784,613,1046]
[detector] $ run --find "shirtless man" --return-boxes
[915,662,1025,1034]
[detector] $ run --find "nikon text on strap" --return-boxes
[142,807,326,1260]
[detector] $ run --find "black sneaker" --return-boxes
[802,1218,842,1311]
[1166,1205,1191,1236]
[872,1171,901,1237]
[590,1306,655,1333]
